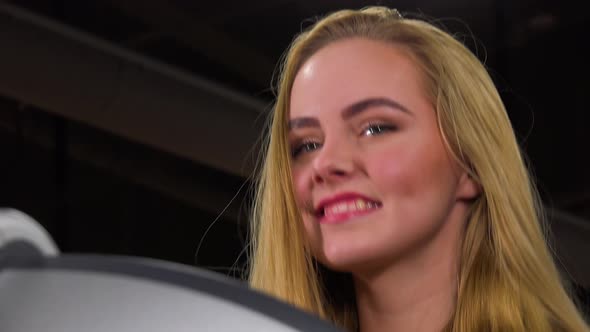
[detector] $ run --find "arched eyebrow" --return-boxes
[288,97,411,131]
[343,97,411,119]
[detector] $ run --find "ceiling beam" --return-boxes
[0,3,265,178]
[104,1,276,89]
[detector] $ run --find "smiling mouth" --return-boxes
[316,198,382,223]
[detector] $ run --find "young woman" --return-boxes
[248,6,589,332]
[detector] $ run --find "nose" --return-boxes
[312,138,356,184]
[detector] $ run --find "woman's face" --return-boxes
[288,38,478,273]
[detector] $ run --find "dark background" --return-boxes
[0,0,588,306]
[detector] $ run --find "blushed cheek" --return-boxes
[291,168,308,207]
[291,168,319,249]
[371,153,408,191]
[370,143,440,199]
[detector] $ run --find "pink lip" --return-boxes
[315,192,381,224]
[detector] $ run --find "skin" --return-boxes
[288,38,479,331]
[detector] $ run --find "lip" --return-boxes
[314,192,382,224]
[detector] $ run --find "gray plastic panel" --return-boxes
[0,269,299,332]
[0,252,342,332]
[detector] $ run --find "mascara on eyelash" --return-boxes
[292,141,321,157]
[362,123,397,136]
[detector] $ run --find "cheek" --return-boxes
[368,145,414,191]
[291,166,315,232]
[291,166,324,255]
[291,166,310,206]
[369,139,455,201]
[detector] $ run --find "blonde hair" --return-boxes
[249,6,589,331]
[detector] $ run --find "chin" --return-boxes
[317,244,387,274]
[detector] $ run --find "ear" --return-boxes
[456,171,481,201]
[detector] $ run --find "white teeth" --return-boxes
[356,200,366,210]
[323,199,379,216]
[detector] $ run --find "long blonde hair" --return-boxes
[249,6,589,331]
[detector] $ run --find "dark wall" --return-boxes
[0,97,249,277]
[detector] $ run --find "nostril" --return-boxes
[313,173,325,184]
[332,169,348,176]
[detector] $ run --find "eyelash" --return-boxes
[291,122,397,158]
[361,122,397,136]
[292,140,321,158]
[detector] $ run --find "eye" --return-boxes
[361,122,397,136]
[292,141,322,158]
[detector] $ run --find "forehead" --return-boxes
[289,38,425,119]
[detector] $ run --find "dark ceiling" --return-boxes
[0,0,588,286]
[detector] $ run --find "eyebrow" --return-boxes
[288,97,411,131]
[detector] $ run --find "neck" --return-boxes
[353,207,466,332]
[354,258,457,332]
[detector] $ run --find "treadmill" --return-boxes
[0,209,342,332]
